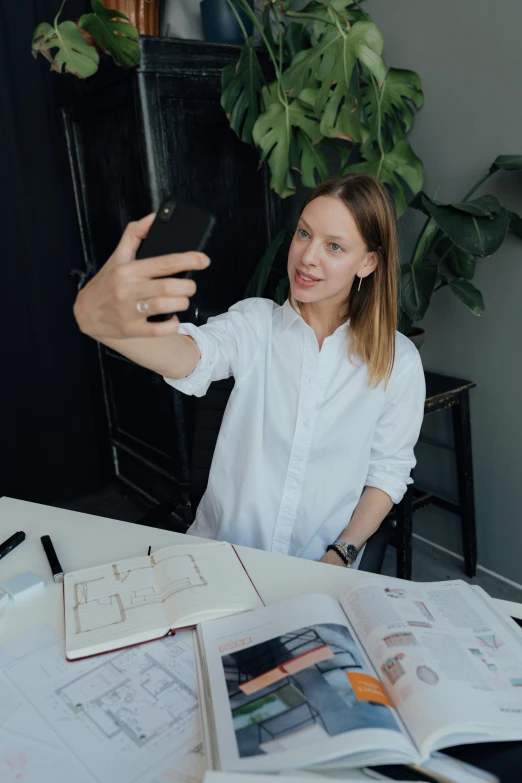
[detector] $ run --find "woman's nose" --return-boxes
[301,242,320,266]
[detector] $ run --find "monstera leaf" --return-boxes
[79,0,140,68]
[294,129,330,186]
[411,192,510,256]
[283,22,385,117]
[221,40,265,146]
[361,68,424,144]
[253,88,322,197]
[345,139,423,215]
[31,21,99,78]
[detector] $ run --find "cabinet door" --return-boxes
[150,74,279,311]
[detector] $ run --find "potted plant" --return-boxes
[31,0,141,78]
[221,0,522,338]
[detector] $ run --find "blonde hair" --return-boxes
[293,173,399,387]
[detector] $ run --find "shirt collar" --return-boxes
[280,298,349,340]
[281,298,303,331]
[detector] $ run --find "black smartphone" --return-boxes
[136,198,215,322]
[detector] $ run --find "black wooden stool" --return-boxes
[390,371,477,581]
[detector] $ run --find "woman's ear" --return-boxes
[361,250,379,278]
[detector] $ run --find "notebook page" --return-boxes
[64,555,169,658]
[154,542,263,627]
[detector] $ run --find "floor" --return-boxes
[51,480,522,604]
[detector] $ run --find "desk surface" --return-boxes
[2,496,522,782]
[1,496,520,645]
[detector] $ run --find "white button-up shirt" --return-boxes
[164,298,425,563]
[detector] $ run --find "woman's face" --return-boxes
[287,195,376,310]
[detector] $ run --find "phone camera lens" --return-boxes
[159,200,174,221]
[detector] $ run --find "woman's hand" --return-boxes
[320,549,350,567]
[73,214,210,340]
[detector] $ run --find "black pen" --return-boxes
[41,535,64,583]
[0,531,25,560]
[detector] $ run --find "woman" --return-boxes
[74,174,425,569]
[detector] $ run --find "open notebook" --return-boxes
[63,541,263,660]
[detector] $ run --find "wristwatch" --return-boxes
[332,540,359,566]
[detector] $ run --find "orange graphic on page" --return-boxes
[347,672,393,707]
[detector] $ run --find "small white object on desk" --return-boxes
[2,571,44,602]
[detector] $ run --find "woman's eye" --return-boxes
[297,228,309,239]
[329,243,342,253]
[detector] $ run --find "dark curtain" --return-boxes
[0,0,104,501]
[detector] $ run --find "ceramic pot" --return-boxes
[200,0,254,44]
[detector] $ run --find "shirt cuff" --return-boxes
[365,472,413,505]
[163,323,216,398]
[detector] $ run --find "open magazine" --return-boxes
[195,578,522,773]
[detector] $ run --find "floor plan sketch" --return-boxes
[4,633,202,783]
[71,553,207,635]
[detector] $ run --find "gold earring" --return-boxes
[357,275,362,292]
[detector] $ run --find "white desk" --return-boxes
[1,496,521,783]
[1,496,520,647]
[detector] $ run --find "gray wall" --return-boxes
[365,0,522,582]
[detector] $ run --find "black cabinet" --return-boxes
[61,37,280,505]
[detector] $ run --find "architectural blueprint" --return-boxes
[1,630,204,783]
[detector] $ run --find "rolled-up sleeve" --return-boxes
[163,298,265,397]
[365,353,426,504]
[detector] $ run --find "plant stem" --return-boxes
[284,10,338,28]
[370,73,385,176]
[54,0,68,28]
[462,171,492,201]
[349,0,370,18]
[229,0,281,81]
[226,0,250,44]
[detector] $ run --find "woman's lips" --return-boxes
[295,269,322,288]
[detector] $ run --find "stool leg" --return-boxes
[396,483,413,580]
[452,390,477,577]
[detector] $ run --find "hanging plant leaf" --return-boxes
[221,41,265,145]
[295,129,330,187]
[411,218,439,265]
[400,260,437,322]
[283,21,385,114]
[244,230,290,298]
[411,192,510,257]
[449,279,484,315]
[79,0,140,68]
[274,276,290,305]
[508,210,522,238]
[31,21,99,78]
[344,139,423,215]
[319,91,363,141]
[444,245,476,280]
[448,195,502,218]
[253,89,322,197]
[361,68,424,144]
[489,155,522,174]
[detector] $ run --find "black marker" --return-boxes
[0,531,25,561]
[41,535,64,583]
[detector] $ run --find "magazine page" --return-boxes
[197,593,417,773]
[340,578,522,758]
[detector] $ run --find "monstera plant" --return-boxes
[31,0,140,78]
[223,0,424,213]
[225,1,522,332]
